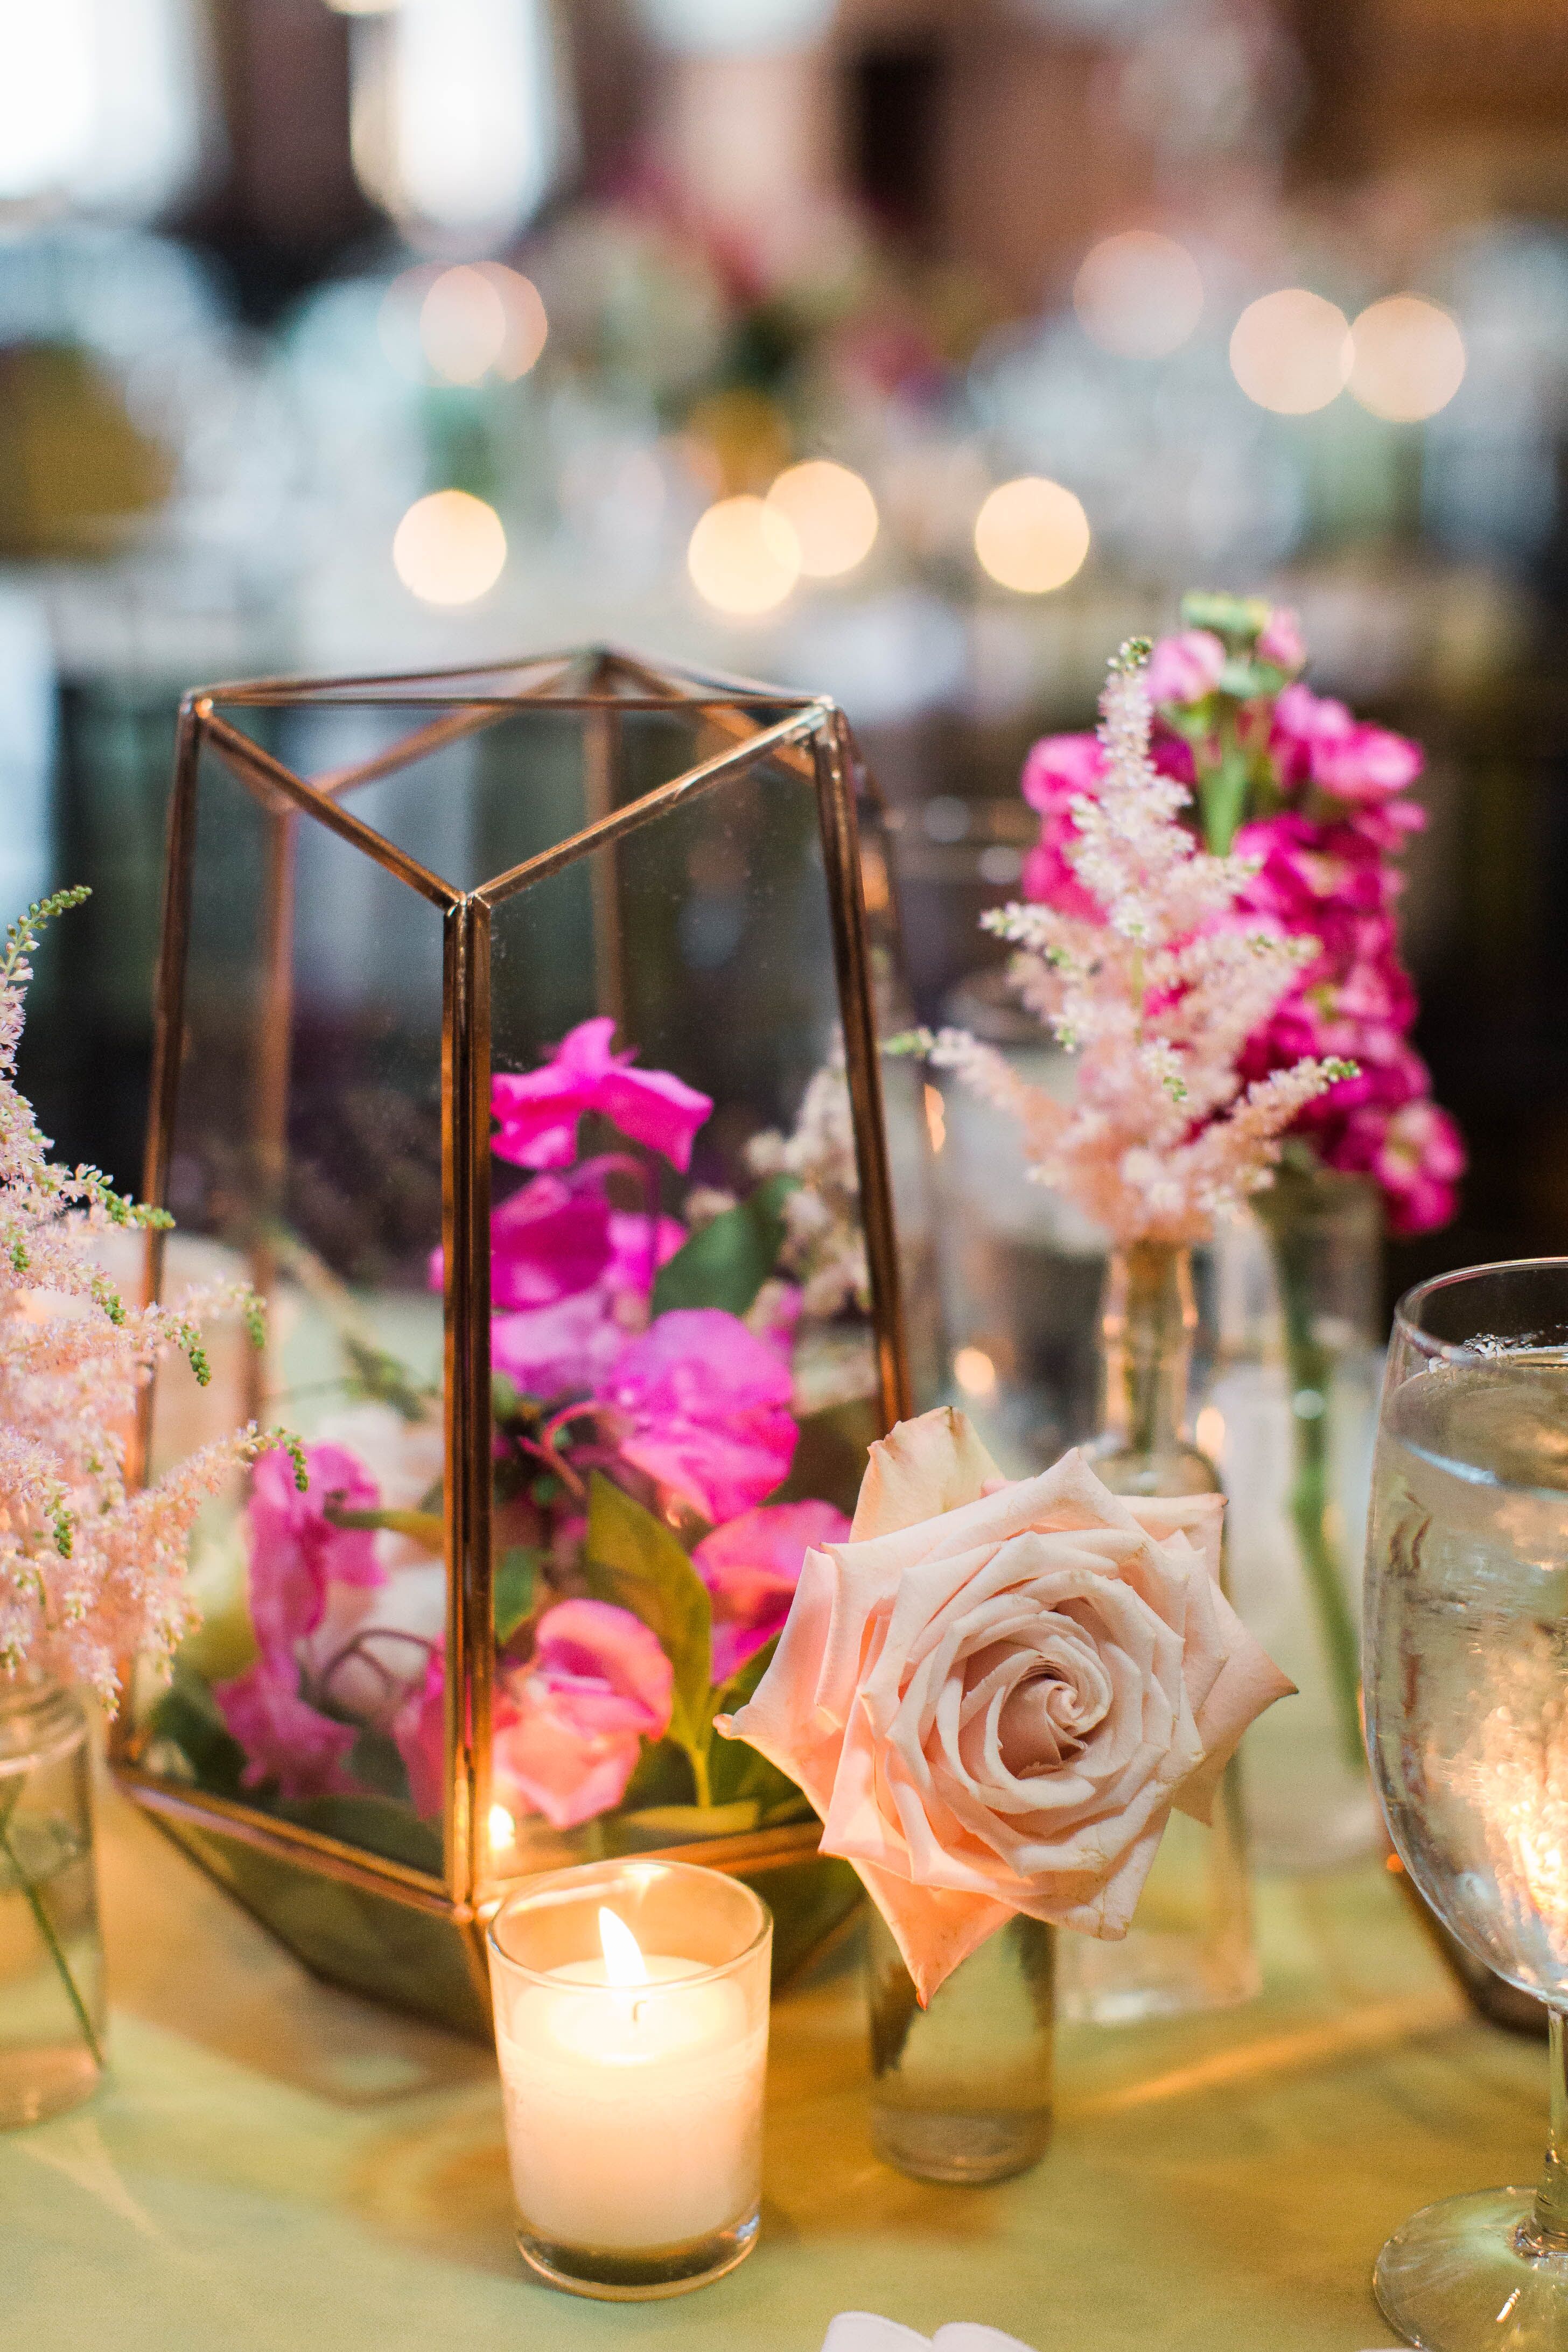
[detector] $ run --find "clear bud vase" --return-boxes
[0,1681,107,2126]
[866,1907,1054,2184]
[1061,1239,1261,2025]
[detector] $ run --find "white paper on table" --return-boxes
[820,2316,1038,2352]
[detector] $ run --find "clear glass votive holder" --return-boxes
[487,1858,772,2300]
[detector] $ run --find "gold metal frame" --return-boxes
[114,646,910,2028]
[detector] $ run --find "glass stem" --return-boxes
[1526,2011,1568,2253]
[1102,1240,1194,1461]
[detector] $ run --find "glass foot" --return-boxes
[1375,2188,1568,2351]
[515,2208,758,2300]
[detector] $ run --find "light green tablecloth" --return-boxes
[1,1788,1545,2351]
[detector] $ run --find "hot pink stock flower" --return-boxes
[491,1018,712,1173]
[694,1498,852,1681]
[596,1307,798,1523]
[493,1598,674,1830]
[1332,1096,1466,1237]
[244,1441,383,1655]
[1143,628,1226,706]
[393,1651,446,1819]
[1020,734,1105,921]
[216,1654,359,1800]
[1272,684,1422,804]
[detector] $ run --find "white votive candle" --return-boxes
[487,1860,772,2299]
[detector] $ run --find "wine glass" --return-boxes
[1366,1258,1568,2351]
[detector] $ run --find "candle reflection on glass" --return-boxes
[487,1859,772,2300]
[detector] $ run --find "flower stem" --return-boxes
[1260,1197,1367,1775]
[0,1778,103,2074]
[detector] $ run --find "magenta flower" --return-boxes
[493,1598,674,1830]
[392,1651,446,1819]
[695,1499,852,1681]
[1143,628,1226,707]
[596,1307,798,1524]
[215,1654,358,1800]
[1271,684,1422,804]
[244,1440,383,1656]
[1020,733,1105,920]
[492,1018,713,1173]
[1256,606,1307,673]
[489,1167,615,1310]
[1329,1094,1466,1237]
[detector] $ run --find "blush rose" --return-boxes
[719,1408,1292,2002]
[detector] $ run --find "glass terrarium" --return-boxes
[113,647,936,2036]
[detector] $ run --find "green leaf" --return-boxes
[144,1669,248,1799]
[584,1474,712,1757]
[346,1725,414,1804]
[650,1173,799,1317]
[711,1632,779,1721]
[615,1736,698,1815]
[493,1547,538,1646]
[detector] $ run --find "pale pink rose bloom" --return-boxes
[493,1598,674,1830]
[1142,629,1226,706]
[720,1408,1293,2003]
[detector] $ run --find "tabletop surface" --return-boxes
[1,1786,1546,2352]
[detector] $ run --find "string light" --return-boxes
[974,478,1090,594]
[1229,289,1352,415]
[393,489,507,604]
[1347,295,1466,422]
[1074,230,1204,359]
[687,495,801,615]
[765,460,878,578]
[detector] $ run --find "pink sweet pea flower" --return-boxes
[596,1307,798,1524]
[214,1653,359,1801]
[489,1168,615,1309]
[695,1499,853,1681]
[492,1018,713,1173]
[1256,606,1306,673]
[393,1651,446,1819]
[1143,628,1226,707]
[245,1441,383,1655]
[492,1599,674,1830]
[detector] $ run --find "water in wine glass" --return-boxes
[1368,1355,1568,2004]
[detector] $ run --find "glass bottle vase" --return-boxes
[1059,1239,1261,2025]
[1201,1165,1382,1871]
[866,1906,1053,2184]
[0,1681,107,2127]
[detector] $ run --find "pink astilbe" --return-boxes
[0,891,287,1703]
[930,649,1353,1244]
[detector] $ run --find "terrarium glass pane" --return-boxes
[480,753,881,1884]
[135,741,448,1882]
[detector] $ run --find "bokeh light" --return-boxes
[393,489,507,604]
[418,262,548,383]
[974,477,1091,594]
[488,1803,516,1851]
[953,1347,997,1400]
[687,494,801,615]
[765,459,878,577]
[1229,289,1352,415]
[1073,230,1205,359]
[1347,295,1467,422]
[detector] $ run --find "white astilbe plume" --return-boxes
[0,892,296,1703]
[745,1050,869,1317]
[927,645,1355,1243]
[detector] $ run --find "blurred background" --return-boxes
[4,0,1566,1325]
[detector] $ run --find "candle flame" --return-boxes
[598,1906,648,1986]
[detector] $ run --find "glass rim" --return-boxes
[1394,1255,1568,1364]
[485,1857,772,1993]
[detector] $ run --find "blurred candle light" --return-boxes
[688,494,801,615]
[765,460,878,577]
[1229,289,1352,415]
[1347,295,1466,422]
[393,489,507,603]
[974,478,1090,594]
[489,1803,517,1852]
[418,263,548,383]
[1073,230,1205,359]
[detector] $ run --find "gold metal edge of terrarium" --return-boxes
[112,1766,456,1912]
[188,649,586,704]
[474,704,831,909]
[202,711,459,910]
[309,703,517,802]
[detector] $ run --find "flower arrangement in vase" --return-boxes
[0,890,281,2124]
[920,636,1354,2018]
[1020,595,1463,1868]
